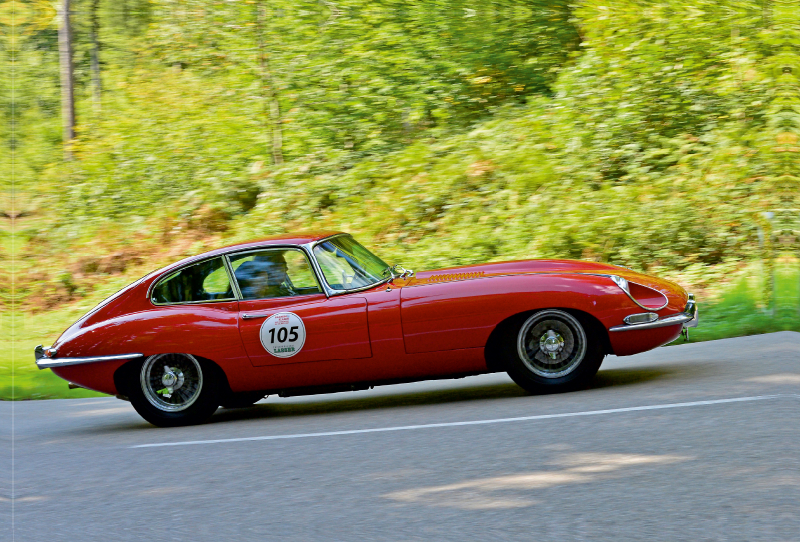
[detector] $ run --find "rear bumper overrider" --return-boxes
[609,294,697,332]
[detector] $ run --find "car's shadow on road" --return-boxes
[588,367,680,390]
[65,365,682,436]
[206,366,679,424]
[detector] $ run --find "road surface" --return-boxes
[2,332,798,541]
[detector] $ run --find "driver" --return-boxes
[235,252,295,299]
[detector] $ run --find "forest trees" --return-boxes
[9,0,799,307]
[58,0,75,159]
[22,0,580,216]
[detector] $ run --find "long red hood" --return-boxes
[409,259,687,303]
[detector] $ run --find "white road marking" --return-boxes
[131,394,783,449]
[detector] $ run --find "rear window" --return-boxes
[151,257,235,304]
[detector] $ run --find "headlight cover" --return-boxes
[610,275,629,292]
[608,274,669,310]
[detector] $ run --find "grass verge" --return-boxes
[684,262,799,343]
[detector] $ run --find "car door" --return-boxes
[230,247,372,367]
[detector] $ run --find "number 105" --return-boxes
[268,326,299,344]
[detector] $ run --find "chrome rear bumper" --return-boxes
[35,345,143,369]
[610,294,697,332]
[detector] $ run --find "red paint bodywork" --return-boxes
[49,232,689,396]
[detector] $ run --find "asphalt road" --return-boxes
[2,332,799,542]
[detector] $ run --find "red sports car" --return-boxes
[36,232,697,427]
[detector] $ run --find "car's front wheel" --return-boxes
[503,310,605,393]
[128,353,220,427]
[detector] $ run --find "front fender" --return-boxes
[399,273,641,355]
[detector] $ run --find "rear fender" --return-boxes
[52,303,252,394]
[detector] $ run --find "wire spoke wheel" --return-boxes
[140,353,204,412]
[516,310,588,379]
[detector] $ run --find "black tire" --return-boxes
[128,353,220,427]
[503,309,605,394]
[220,391,266,409]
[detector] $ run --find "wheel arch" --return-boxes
[484,307,613,372]
[113,354,233,399]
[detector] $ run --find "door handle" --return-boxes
[241,313,269,320]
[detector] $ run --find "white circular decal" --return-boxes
[260,312,306,358]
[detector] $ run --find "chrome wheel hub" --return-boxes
[539,330,565,360]
[161,366,184,389]
[141,354,203,412]
[159,366,185,398]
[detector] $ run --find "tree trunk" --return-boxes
[256,3,284,165]
[58,0,75,159]
[90,0,102,112]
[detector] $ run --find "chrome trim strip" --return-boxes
[624,288,668,311]
[623,312,659,325]
[223,254,242,300]
[328,280,392,296]
[151,298,239,307]
[300,241,333,298]
[36,353,144,370]
[610,297,697,332]
[309,232,347,249]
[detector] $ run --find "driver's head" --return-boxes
[235,251,290,299]
[253,252,288,286]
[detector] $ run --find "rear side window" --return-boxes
[151,257,235,304]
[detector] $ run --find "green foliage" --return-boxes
[686,261,800,343]
[4,0,800,310]
[22,0,579,217]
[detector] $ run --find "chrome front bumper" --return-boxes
[609,294,698,332]
[35,345,143,369]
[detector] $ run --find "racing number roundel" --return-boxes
[260,312,306,358]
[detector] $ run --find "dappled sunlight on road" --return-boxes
[67,406,133,417]
[745,373,800,385]
[385,453,689,510]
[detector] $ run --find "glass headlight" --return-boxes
[610,275,629,292]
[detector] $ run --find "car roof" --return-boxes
[213,231,344,253]
[152,231,344,277]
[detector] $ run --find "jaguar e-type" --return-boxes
[36,232,698,426]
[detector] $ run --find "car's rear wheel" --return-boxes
[128,353,220,427]
[503,310,605,393]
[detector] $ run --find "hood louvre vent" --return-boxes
[427,271,485,283]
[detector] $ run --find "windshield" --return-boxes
[313,236,390,291]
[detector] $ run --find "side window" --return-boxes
[230,249,322,300]
[313,246,358,290]
[152,257,234,304]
